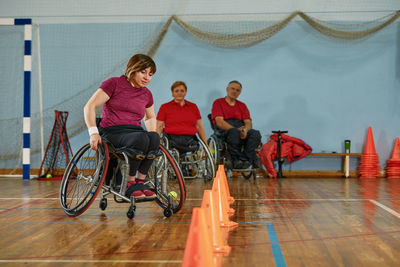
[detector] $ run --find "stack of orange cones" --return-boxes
[182,165,237,267]
[386,138,400,178]
[359,127,381,178]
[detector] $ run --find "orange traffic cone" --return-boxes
[201,190,231,255]
[359,127,380,178]
[212,185,238,230]
[182,208,219,267]
[386,138,400,178]
[363,126,377,155]
[217,165,235,204]
[391,138,400,159]
[213,175,235,217]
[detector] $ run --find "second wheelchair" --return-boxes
[207,114,261,180]
[161,134,216,182]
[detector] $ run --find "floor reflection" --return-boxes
[359,179,379,228]
[386,178,400,213]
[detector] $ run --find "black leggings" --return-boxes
[100,125,160,176]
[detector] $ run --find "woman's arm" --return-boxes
[195,119,208,146]
[83,89,110,150]
[144,105,156,132]
[156,120,165,136]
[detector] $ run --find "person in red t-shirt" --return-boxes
[211,80,261,169]
[156,81,207,154]
[84,54,160,199]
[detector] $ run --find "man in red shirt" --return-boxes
[211,80,261,169]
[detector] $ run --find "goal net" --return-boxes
[1,10,399,174]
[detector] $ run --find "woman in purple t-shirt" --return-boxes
[84,54,160,199]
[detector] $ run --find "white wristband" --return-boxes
[88,127,99,136]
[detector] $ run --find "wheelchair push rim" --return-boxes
[59,143,109,216]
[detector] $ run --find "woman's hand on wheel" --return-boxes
[90,134,102,151]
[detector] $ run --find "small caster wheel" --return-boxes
[164,208,173,218]
[242,171,252,180]
[127,207,135,219]
[99,198,107,210]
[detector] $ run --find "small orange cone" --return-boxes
[213,175,235,217]
[386,138,400,178]
[182,208,218,267]
[212,186,238,230]
[363,126,377,155]
[217,165,235,204]
[391,138,400,160]
[201,190,231,255]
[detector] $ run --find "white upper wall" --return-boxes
[0,0,399,23]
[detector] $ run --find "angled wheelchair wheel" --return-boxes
[59,143,109,217]
[207,136,220,165]
[197,138,216,181]
[160,133,169,148]
[147,144,186,213]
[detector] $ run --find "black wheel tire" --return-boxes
[164,208,173,218]
[242,171,253,180]
[127,210,135,219]
[99,198,107,210]
[127,207,135,219]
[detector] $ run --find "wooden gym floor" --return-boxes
[1,174,400,266]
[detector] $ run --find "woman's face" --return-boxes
[131,67,153,88]
[172,85,187,102]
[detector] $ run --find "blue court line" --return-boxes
[265,222,287,267]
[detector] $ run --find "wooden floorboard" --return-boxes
[1,175,400,266]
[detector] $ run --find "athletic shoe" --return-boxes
[135,179,156,199]
[126,180,145,199]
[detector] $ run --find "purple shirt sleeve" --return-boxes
[100,77,118,97]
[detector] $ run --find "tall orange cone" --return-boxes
[218,165,235,204]
[213,175,235,217]
[201,190,231,255]
[182,208,219,267]
[359,127,380,178]
[212,186,238,230]
[363,126,377,155]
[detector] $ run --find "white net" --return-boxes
[1,10,399,172]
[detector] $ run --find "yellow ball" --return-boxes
[168,191,177,200]
[46,174,52,178]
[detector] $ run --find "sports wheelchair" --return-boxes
[59,141,185,219]
[207,114,260,180]
[161,134,216,182]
